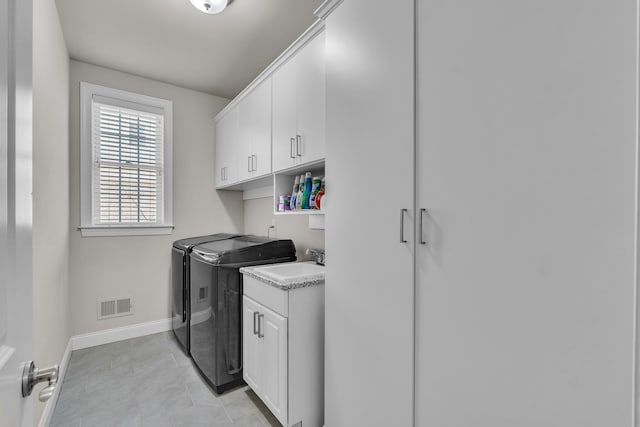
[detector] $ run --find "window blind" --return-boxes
[91,101,164,225]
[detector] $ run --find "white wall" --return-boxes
[243,197,324,260]
[32,0,70,422]
[69,60,244,335]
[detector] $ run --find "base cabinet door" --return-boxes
[242,296,261,393]
[259,306,288,425]
[242,295,288,426]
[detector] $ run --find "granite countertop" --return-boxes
[240,261,325,290]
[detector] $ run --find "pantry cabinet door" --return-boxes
[272,55,298,172]
[295,31,325,165]
[415,1,638,426]
[324,0,415,426]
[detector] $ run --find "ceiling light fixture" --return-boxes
[189,0,233,14]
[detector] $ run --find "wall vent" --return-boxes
[98,297,134,320]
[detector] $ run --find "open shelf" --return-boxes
[273,160,325,215]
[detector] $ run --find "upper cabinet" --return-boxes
[215,22,325,190]
[272,31,326,172]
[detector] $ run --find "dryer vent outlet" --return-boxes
[98,297,134,320]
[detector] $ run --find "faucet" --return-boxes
[306,248,325,266]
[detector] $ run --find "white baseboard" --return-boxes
[70,318,172,351]
[38,339,72,427]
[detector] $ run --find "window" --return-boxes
[80,82,173,236]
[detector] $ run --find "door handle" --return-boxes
[296,135,302,157]
[400,208,408,243]
[252,155,257,171]
[258,313,264,338]
[290,138,296,159]
[419,208,427,245]
[22,361,58,402]
[253,311,259,335]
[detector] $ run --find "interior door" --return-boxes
[0,0,34,425]
[416,1,638,426]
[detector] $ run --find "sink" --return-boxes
[253,262,325,283]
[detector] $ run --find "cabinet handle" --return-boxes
[253,311,259,335]
[220,168,223,181]
[400,208,408,243]
[258,313,264,338]
[419,208,427,245]
[290,138,296,159]
[247,156,251,173]
[252,155,257,171]
[296,135,302,157]
[224,167,227,180]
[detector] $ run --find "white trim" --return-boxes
[314,0,344,20]
[214,20,325,122]
[79,82,174,236]
[243,186,273,200]
[79,225,174,237]
[38,340,72,427]
[70,318,172,351]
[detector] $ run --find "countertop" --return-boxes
[240,261,325,290]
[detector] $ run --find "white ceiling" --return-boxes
[55,0,323,99]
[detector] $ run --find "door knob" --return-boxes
[22,361,59,402]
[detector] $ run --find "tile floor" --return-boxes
[50,332,281,427]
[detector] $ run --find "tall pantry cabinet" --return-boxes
[322,0,639,426]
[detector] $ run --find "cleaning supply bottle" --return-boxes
[315,177,325,210]
[301,172,312,209]
[290,175,299,210]
[295,174,305,210]
[309,176,321,209]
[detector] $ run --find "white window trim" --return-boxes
[80,82,174,237]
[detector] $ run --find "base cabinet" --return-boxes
[242,275,324,427]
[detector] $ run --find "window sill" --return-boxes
[79,225,174,237]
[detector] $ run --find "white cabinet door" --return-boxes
[236,96,252,182]
[259,304,288,427]
[295,32,325,166]
[215,108,238,187]
[415,1,637,426]
[237,79,272,181]
[242,296,261,393]
[247,79,272,178]
[324,1,415,426]
[243,296,288,427]
[272,56,298,172]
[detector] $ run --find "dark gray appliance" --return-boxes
[189,236,296,393]
[171,234,240,354]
